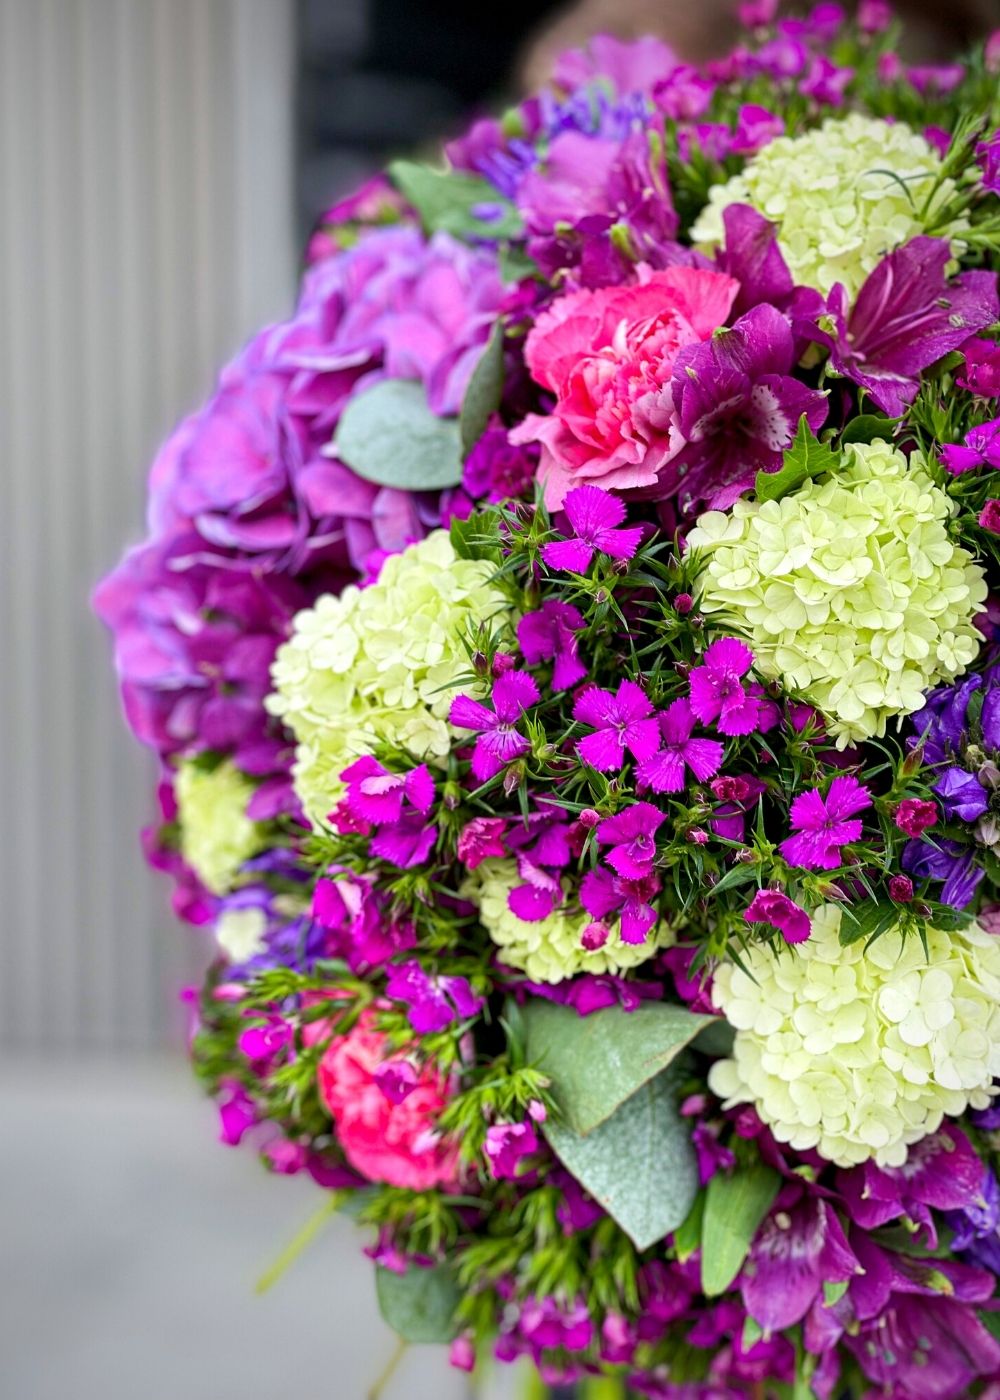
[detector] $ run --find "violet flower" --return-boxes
[664,303,828,513]
[541,484,643,573]
[744,889,811,944]
[902,836,984,908]
[384,959,484,1034]
[687,638,762,737]
[818,236,1000,417]
[573,679,660,772]
[934,765,989,822]
[637,698,724,794]
[945,1168,1000,1275]
[780,775,872,870]
[580,866,661,943]
[741,1184,860,1332]
[596,802,666,878]
[449,670,540,783]
[517,600,587,691]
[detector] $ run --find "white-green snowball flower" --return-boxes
[464,859,674,983]
[688,440,986,746]
[690,114,965,298]
[266,531,511,825]
[175,759,263,896]
[215,906,268,963]
[709,904,1000,1168]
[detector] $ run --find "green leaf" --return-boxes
[332,379,463,490]
[375,1263,460,1343]
[823,1279,850,1306]
[754,415,837,503]
[700,1164,781,1296]
[672,1191,705,1263]
[499,243,539,284]
[840,413,901,445]
[544,1069,699,1250]
[523,1000,716,1135]
[388,160,523,242]
[460,319,505,457]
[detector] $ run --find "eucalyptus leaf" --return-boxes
[331,379,463,490]
[388,160,523,242]
[375,1263,460,1343]
[544,1069,699,1251]
[700,1164,781,1296]
[460,319,505,457]
[523,1000,716,1135]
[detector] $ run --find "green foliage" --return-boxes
[459,318,506,457]
[700,1163,781,1296]
[332,378,464,490]
[376,1263,461,1343]
[754,416,838,502]
[388,160,523,242]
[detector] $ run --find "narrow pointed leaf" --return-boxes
[460,318,505,456]
[700,1164,781,1296]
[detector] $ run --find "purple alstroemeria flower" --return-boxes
[744,889,811,944]
[688,638,762,737]
[449,670,540,783]
[977,128,1000,194]
[837,1123,986,1247]
[637,698,724,793]
[902,836,985,909]
[958,337,1000,397]
[817,236,1000,417]
[741,1184,861,1333]
[580,866,661,943]
[595,802,666,879]
[541,484,643,573]
[483,1120,541,1180]
[573,679,660,772]
[940,416,1000,474]
[517,600,587,692]
[664,303,828,513]
[780,775,872,871]
[934,765,989,822]
[384,959,483,1035]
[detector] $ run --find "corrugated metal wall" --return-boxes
[0,0,296,1053]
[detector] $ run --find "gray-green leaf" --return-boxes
[375,1263,460,1343]
[331,379,464,490]
[523,1000,716,1135]
[388,160,523,242]
[544,1070,699,1251]
[459,319,505,457]
[700,1163,781,1297]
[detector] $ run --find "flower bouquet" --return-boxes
[96,4,1000,1396]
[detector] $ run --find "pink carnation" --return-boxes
[510,267,738,508]
[318,1009,459,1190]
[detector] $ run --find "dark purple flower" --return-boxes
[449,670,540,783]
[902,837,984,908]
[637,698,724,794]
[580,866,661,943]
[596,802,666,878]
[935,765,989,822]
[664,303,828,512]
[941,416,1000,475]
[517,600,586,691]
[541,484,643,573]
[910,670,983,763]
[818,237,1000,417]
[384,959,483,1034]
[894,797,938,837]
[946,1168,1000,1273]
[741,1184,860,1332]
[744,889,811,944]
[780,775,872,870]
[573,679,659,772]
[977,129,1000,193]
[484,1120,540,1179]
[958,337,1000,397]
[888,874,914,903]
[688,638,762,737]
[689,1123,737,1184]
[462,422,538,503]
[981,499,1000,533]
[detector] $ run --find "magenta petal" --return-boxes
[593,524,643,561]
[492,669,540,722]
[508,883,556,922]
[563,483,627,538]
[624,716,662,763]
[449,693,495,732]
[403,764,436,814]
[620,900,656,944]
[573,685,613,727]
[542,538,596,572]
[637,748,686,793]
[683,737,725,782]
[580,867,621,920]
[577,728,625,771]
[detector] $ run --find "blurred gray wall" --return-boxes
[0,0,297,1054]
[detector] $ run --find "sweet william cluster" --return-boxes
[98,5,1000,1397]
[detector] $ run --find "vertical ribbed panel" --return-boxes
[0,0,295,1053]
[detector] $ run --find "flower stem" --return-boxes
[254,1192,342,1295]
[367,1337,408,1400]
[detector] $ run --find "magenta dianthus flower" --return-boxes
[385,959,484,1035]
[484,1120,540,1180]
[744,889,811,944]
[893,797,937,837]
[573,680,660,772]
[450,670,540,783]
[958,338,1000,397]
[596,802,666,878]
[580,866,661,944]
[541,485,643,573]
[637,698,725,793]
[456,816,508,870]
[517,600,587,691]
[779,774,872,870]
[688,637,762,736]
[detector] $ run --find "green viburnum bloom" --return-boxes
[689,440,987,745]
[175,759,263,896]
[266,531,511,825]
[464,859,674,983]
[690,114,965,298]
[709,904,1000,1168]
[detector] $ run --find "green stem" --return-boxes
[254,1192,342,1295]
[367,1337,408,1400]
